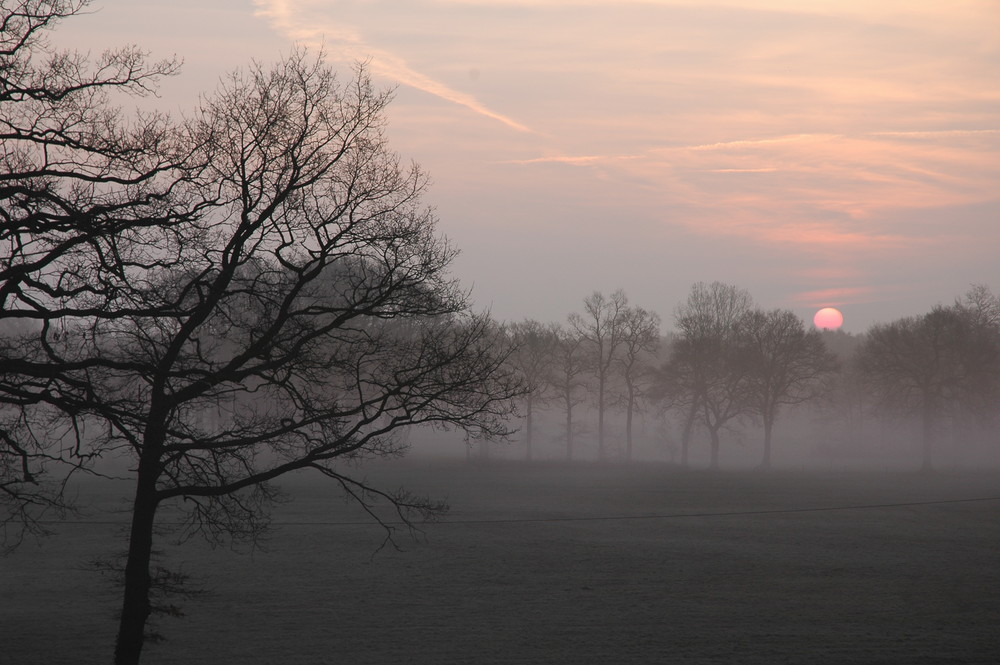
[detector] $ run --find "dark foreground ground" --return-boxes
[4,459,1000,664]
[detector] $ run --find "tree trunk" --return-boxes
[597,374,606,461]
[680,401,697,468]
[709,428,720,470]
[114,468,160,665]
[759,416,773,469]
[625,390,634,462]
[525,394,533,461]
[566,400,574,462]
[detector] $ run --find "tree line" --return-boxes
[502,283,1000,471]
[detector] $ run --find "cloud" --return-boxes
[498,154,642,166]
[868,129,1000,139]
[788,286,881,308]
[252,0,531,133]
[702,168,780,173]
[687,134,841,151]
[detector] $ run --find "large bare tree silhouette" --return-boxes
[1,5,521,663]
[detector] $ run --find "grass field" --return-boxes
[4,459,1000,664]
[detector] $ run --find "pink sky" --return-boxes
[61,0,1000,331]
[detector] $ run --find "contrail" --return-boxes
[253,0,531,133]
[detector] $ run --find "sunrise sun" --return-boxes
[813,307,844,330]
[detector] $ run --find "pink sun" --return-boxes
[813,307,844,330]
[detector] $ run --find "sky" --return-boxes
[58,0,1000,332]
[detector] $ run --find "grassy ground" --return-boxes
[4,459,1000,664]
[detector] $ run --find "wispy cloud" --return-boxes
[868,129,1000,139]
[788,286,881,307]
[756,223,926,251]
[499,154,641,166]
[702,167,780,173]
[252,0,531,132]
[687,134,841,151]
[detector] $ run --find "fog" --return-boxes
[399,286,1000,473]
[402,395,1000,471]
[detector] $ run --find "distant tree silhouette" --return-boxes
[664,282,753,469]
[856,300,1000,471]
[614,305,660,461]
[508,319,557,460]
[737,308,837,468]
[954,285,1000,427]
[960,284,1000,329]
[569,289,628,461]
[547,323,588,461]
[1,7,522,663]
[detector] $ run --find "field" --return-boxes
[4,459,1000,664]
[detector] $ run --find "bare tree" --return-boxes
[548,323,588,461]
[959,283,1000,328]
[508,319,557,460]
[3,29,522,665]
[568,289,628,461]
[614,305,660,461]
[665,282,753,469]
[737,308,837,468]
[856,303,1000,471]
[955,285,1000,429]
